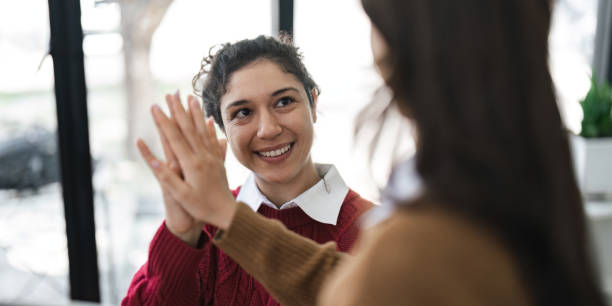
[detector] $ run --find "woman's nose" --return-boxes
[257,111,282,139]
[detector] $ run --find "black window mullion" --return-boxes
[47,0,100,302]
[272,0,294,37]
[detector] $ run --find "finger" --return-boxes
[219,138,228,162]
[154,115,180,175]
[188,95,211,149]
[167,91,203,152]
[137,139,191,202]
[136,138,173,186]
[138,139,187,218]
[166,92,202,151]
[151,104,194,167]
[207,116,217,138]
[207,118,224,157]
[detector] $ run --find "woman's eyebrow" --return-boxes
[271,87,299,97]
[225,100,248,111]
[224,87,299,110]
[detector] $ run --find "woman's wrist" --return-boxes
[166,222,203,248]
[214,197,239,231]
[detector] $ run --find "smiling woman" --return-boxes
[220,59,319,204]
[121,35,373,306]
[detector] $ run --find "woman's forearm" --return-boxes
[213,202,346,306]
[122,222,211,305]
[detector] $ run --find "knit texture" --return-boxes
[122,188,372,306]
[215,203,533,306]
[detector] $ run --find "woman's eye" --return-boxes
[232,108,251,120]
[275,97,295,108]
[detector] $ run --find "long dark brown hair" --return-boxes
[360,0,606,305]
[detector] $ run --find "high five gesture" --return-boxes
[137,93,237,234]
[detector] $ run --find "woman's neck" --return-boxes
[255,161,320,208]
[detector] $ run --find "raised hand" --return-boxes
[136,93,201,246]
[138,93,237,232]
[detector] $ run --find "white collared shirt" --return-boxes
[363,158,423,228]
[236,164,349,225]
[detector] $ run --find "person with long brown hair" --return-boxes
[136,0,608,305]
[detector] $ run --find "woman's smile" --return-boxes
[220,59,318,186]
[255,142,295,162]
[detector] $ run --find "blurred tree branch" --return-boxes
[118,0,174,159]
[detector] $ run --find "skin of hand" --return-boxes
[137,92,237,236]
[135,92,208,246]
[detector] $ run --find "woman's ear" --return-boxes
[310,88,318,123]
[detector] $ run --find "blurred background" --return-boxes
[0,0,611,305]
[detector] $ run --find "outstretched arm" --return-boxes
[124,92,227,305]
[139,94,346,305]
[213,202,346,306]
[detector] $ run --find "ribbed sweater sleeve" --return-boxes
[122,222,213,306]
[213,202,347,306]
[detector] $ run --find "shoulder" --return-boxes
[367,207,514,275]
[347,206,531,306]
[338,189,374,219]
[331,190,374,249]
[333,189,373,230]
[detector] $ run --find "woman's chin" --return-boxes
[256,172,293,185]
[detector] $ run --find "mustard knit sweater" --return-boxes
[213,202,532,306]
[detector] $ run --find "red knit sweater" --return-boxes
[122,188,372,306]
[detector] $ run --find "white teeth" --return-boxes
[259,144,291,157]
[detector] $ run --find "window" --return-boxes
[0,0,69,304]
[83,0,271,303]
[549,0,599,133]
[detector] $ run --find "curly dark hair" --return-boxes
[192,34,319,131]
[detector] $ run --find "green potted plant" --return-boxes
[572,74,612,199]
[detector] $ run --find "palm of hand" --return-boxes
[162,162,202,237]
[138,92,235,244]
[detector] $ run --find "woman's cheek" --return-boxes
[229,127,253,161]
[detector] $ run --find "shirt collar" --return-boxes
[235,163,349,225]
[363,158,423,228]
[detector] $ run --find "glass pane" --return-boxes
[549,0,599,133]
[81,0,271,303]
[295,0,404,202]
[0,0,69,304]
[293,0,600,201]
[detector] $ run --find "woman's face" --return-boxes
[220,59,317,185]
[370,23,391,80]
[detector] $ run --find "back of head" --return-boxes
[361,0,606,304]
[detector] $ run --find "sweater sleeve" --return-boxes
[213,202,347,306]
[318,209,532,306]
[122,222,215,306]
